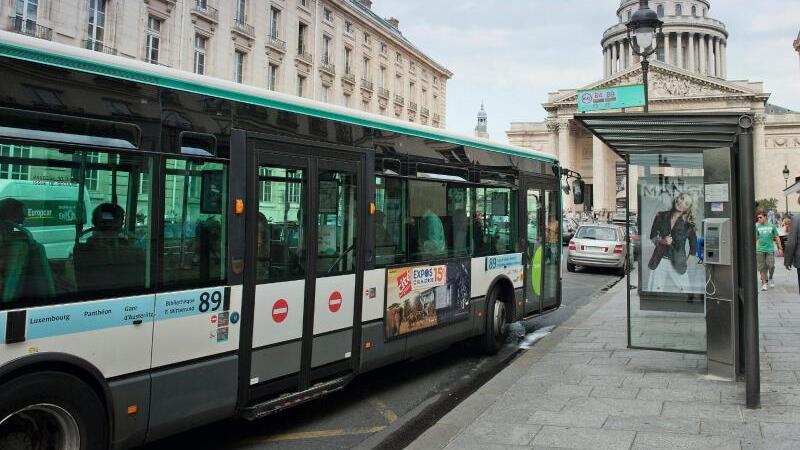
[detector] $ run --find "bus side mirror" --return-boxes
[573,179,585,205]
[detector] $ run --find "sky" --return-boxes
[370,0,800,144]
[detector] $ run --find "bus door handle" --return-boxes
[132,319,143,325]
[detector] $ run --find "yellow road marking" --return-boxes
[370,399,398,424]
[262,426,386,442]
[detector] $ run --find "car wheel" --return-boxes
[567,262,576,272]
[0,372,108,450]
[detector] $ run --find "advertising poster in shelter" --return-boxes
[638,176,705,304]
[385,259,470,338]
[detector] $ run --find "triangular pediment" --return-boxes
[549,61,762,106]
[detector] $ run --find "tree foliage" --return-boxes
[757,198,779,212]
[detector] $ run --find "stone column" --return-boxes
[546,119,559,159]
[559,119,575,210]
[676,32,683,69]
[611,42,618,74]
[628,163,639,214]
[592,136,610,212]
[687,33,696,73]
[603,47,609,77]
[664,33,671,65]
[606,147,618,212]
[720,41,727,78]
[715,38,722,78]
[699,34,707,74]
[627,40,634,69]
[708,35,715,76]
[753,114,767,199]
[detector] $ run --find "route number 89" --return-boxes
[199,291,223,313]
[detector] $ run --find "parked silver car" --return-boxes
[567,224,628,275]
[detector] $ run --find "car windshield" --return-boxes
[575,226,617,241]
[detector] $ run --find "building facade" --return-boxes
[507,0,800,214]
[2,0,452,127]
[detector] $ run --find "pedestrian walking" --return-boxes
[779,217,790,251]
[757,209,783,291]
[784,196,800,294]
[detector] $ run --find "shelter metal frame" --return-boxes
[574,112,760,409]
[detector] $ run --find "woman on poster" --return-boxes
[647,192,699,294]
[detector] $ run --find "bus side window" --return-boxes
[161,158,228,289]
[0,144,153,307]
[474,187,518,256]
[374,176,407,266]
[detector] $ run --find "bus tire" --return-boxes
[481,289,509,355]
[0,371,108,450]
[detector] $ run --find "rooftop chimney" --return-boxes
[386,17,399,29]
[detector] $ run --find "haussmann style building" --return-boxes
[3,0,452,127]
[507,0,800,214]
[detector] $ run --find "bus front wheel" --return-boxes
[0,371,108,450]
[481,289,509,355]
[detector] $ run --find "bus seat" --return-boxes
[0,229,55,302]
[73,237,146,292]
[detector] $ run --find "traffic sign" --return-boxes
[272,299,288,323]
[577,84,646,112]
[328,291,342,313]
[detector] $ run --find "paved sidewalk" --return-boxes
[409,262,800,450]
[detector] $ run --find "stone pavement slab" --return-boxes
[408,260,800,449]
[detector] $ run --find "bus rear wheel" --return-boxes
[481,289,509,355]
[0,372,108,450]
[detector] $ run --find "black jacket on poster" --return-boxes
[648,210,697,274]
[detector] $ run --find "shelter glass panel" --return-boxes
[628,153,706,352]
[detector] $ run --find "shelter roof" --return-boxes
[574,112,747,155]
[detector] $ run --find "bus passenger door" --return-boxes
[523,184,543,315]
[247,144,361,397]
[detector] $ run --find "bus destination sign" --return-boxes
[577,84,646,113]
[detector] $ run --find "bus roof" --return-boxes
[0,31,557,165]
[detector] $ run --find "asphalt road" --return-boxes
[140,257,621,450]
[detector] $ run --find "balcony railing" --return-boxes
[232,19,255,38]
[296,51,313,64]
[408,101,417,111]
[420,107,430,117]
[191,3,219,22]
[394,94,404,105]
[320,58,335,75]
[360,79,373,91]
[83,39,117,55]
[377,87,390,99]
[266,35,286,52]
[10,16,52,40]
[342,72,355,84]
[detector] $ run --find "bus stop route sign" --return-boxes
[577,84,646,113]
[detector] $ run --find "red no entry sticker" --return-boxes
[328,291,343,313]
[272,299,288,323]
[211,314,218,324]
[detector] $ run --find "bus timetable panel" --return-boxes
[0,36,560,450]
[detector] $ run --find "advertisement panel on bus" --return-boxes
[384,259,470,338]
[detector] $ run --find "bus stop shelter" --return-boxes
[574,112,760,408]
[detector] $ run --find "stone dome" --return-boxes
[602,0,728,78]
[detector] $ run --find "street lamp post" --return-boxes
[783,165,790,215]
[626,0,663,113]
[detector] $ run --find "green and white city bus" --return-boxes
[0,31,563,449]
